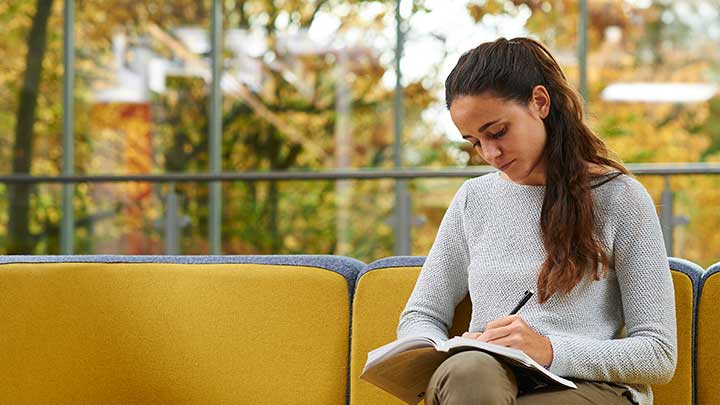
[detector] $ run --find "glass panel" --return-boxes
[177,181,210,254]
[72,1,212,253]
[220,2,399,256]
[74,182,169,254]
[659,174,720,269]
[221,179,396,263]
[591,1,719,164]
[410,177,467,256]
[588,0,720,267]
[221,2,396,175]
[0,183,62,254]
[75,0,212,176]
[0,183,6,249]
[0,0,63,175]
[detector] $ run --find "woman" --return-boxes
[397,37,676,405]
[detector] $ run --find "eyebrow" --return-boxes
[478,119,500,133]
[461,119,502,140]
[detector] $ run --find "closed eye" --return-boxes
[490,128,507,139]
[462,137,481,149]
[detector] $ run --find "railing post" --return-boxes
[208,0,223,255]
[393,0,411,255]
[660,175,674,256]
[60,0,76,254]
[578,0,588,107]
[335,50,352,255]
[164,182,180,255]
[396,180,411,255]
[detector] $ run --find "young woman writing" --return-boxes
[397,37,676,405]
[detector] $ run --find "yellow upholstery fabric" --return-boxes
[349,266,692,405]
[349,266,469,405]
[651,269,694,405]
[697,271,720,405]
[0,263,349,405]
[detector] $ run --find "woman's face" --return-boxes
[449,86,550,186]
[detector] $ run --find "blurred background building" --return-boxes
[1,0,719,267]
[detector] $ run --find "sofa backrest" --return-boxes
[696,262,720,405]
[349,256,701,405]
[658,258,703,405]
[0,255,364,405]
[349,257,469,405]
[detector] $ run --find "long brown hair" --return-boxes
[445,37,630,303]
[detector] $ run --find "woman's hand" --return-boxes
[461,315,554,367]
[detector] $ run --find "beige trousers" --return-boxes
[425,351,636,405]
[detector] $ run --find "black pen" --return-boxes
[509,290,534,315]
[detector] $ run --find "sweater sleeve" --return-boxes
[547,178,677,384]
[397,181,471,342]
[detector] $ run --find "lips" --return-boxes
[498,160,515,171]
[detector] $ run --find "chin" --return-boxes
[500,171,519,183]
[506,174,523,184]
[502,167,518,179]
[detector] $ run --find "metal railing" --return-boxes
[2,162,719,256]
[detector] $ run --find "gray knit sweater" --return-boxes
[397,172,677,405]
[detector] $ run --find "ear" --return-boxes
[531,85,551,119]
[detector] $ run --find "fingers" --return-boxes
[485,315,521,330]
[481,316,534,346]
[463,315,531,345]
[462,331,482,339]
[483,334,521,347]
[478,324,513,342]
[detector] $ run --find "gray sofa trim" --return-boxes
[0,254,365,293]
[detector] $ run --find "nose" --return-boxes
[482,141,502,163]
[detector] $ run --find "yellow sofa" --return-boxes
[0,255,707,404]
[696,263,720,405]
[0,255,363,405]
[349,257,703,405]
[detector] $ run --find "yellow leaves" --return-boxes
[706,151,720,163]
[599,103,711,164]
[485,0,506,15]
[467,0,507,22]
[467,4,486,22]
[403,81,434,109]
[588,0,630,33]
[595,99,718,266]
[670,173,720,268]
[88,103,153,177]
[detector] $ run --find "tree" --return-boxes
[7,0,55,254]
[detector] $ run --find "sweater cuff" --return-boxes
[397,322,449,343]
[546,334,575,376]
